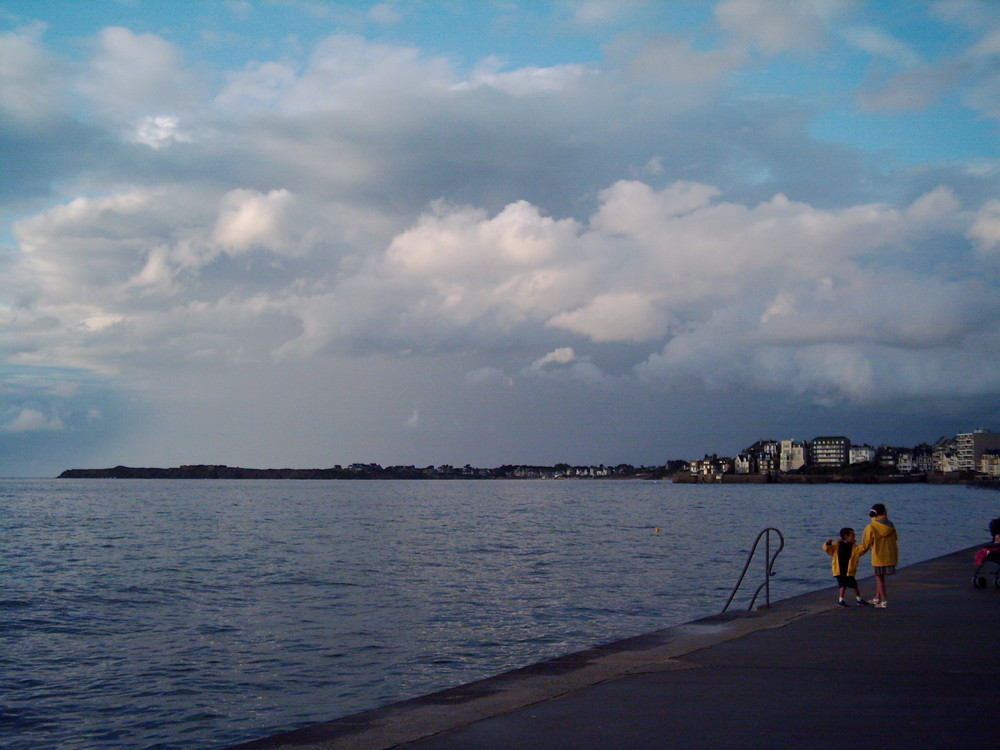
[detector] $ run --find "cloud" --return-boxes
[218,34,455,115]
[2,408,65,432]
[2,8,1000,474]
[568,1,646,26]
[84,27,200,118]
[69,26,206,151]
[130,115,193,148]
[404,407,419,428]
[715,0,847,55]
[215,60,300,112]
[625,36,748,85]
[843,26,921,67]
[968,199,1000,256]
[9,165,998,409]
[531,347,579,369]
[0,24,63,123]
[368,3,403,25]
[526,347,610,386]
[591,180,720,233]
[213,188,310,256]
[859,62,964,112]
[465,367,512,387]
[12,188,208,304]
[918,4,1000,122]
[463,57,591,95]
[547,292,671,342]
[961,24,1000,121]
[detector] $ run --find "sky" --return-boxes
[2,0,1000,477]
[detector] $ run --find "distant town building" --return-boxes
[981,450,1000,478]
[734,453,752,474]
[850,444,876,465]
[811,436,851,467]
[687,427,998,478]
[912,444,934,473]
[739,440,780,474]
[956,429,1000,472]
[876,446,900,470]
[779,439,808,472]
[932,440,959,473]
[692,454,734,476]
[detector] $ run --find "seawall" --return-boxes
[225,544,994,750]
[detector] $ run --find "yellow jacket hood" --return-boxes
[868,515,896,537]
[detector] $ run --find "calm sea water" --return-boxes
[0,478,995,750]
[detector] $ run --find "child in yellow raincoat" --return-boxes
[823,527,870,607]
[859,503,898,608]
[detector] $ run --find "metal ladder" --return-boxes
[721,527,784,613]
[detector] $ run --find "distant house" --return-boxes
[875,446,898,469]
[912,444,934,473]
[932,440,959,473]
[811,436,851,468]
[981,450,1000,478]
[779,439,808,472]
[734,440,780,474]
[692,454,734,476]
[850,444,876,465]
[734,453,752,474]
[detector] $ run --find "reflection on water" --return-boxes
[0,479,991,749]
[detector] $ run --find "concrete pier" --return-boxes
[227,546,999,749]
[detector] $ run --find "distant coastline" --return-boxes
[56,463,667,480]
[57,463,980,484]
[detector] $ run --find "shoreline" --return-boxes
[56,464,980,484]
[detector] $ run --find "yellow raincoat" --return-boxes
[823,539,867,576]
[860,514,898,567]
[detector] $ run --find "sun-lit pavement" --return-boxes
[227,545,1000,750]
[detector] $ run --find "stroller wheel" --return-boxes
[974,575,987,588]
[994,575,1000,589]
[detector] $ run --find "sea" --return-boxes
[1,478,996,750]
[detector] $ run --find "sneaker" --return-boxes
[838,600,849,607]
[856,599,870,606]
[871,597,881,606]
[877,600,888,608]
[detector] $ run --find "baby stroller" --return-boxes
[973,517,1000,589]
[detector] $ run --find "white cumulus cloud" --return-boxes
[3,409,65,433]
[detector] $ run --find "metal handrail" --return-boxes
[721,527,785,613]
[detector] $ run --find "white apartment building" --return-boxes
[956,429,1000,472]
[779,440,808,472]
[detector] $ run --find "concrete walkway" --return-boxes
[227,546,1000,750]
